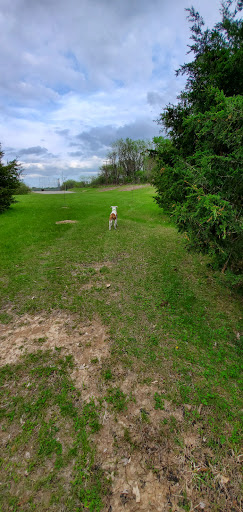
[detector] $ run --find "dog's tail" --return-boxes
[109,213,117,220]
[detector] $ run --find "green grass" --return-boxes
[104,387,128,412]
[0,186,242,510]
[0,350,107,511]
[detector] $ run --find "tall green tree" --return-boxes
[0,144,23,213]
[153,1,243,272]
[113,138,148,180]
[158,1,243,151]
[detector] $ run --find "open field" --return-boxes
[0,186,242,512]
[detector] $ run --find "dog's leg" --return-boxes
[114,218,117,229]
[109,220,112,230]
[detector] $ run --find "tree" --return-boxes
[15,182,31,195]
[153,1,243,273]
[114,138,148,181]
[61,179,79,190]
[0,144,23,213]
[98,138,151,184]
[107,149,119,184]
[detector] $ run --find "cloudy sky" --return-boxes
[0,0,222,187]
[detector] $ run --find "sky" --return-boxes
[0,0,222,187]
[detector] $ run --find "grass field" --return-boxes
[0,186,242,511]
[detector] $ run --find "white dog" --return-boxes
[109,206,118,230]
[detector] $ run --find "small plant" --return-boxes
[82,399,101,433]
[178,491,191,511]
[102,368,113,381]
[90,357,99,364]
[35,336,48,344]
[105,387,127,411]
[123,427,137,449]
[148,334,159,346]
[140,408,150,423]
[100,266,110,274]
[0,313,12,324]
[169,416,177,433]
[154,392,164,410]
[38,420,62,458]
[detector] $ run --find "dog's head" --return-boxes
[111,206,118,213]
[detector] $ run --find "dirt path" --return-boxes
[32,190,74,194]
[32,185,151,194]
[1,310,238,511]
[100,184,151,192]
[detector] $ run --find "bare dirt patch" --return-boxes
[100,185,151,192]
[69,261,117,295]
[95,379,188,511]
[71,261,113,275]
[0,311,109,403]
[55,220,78,224]
[96,383,240,512]
[32,191,74,194]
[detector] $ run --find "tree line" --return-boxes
[61,138,153,189]
[95,138,152,185]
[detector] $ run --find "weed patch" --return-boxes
[154,392,165,410]
[105,387,128,412]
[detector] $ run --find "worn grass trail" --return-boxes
[0,186,242,511]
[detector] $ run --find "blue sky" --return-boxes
[0,0,222,187]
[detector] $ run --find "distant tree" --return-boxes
[61,179,79,190]
[97,163,115,185]
[107,148,119,183]
[113,138,148,181]
[15,182,31,195]
[0,144,23,213]
[98,138,151,184]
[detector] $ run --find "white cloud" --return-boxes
[0,0,222,186]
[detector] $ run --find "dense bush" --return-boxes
[153,2,243,273]
[0,144,23,213]
[14,182,31,195]
[61,179,92,189]
[61,179,80,190]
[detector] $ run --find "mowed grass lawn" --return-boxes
[0,186,242,512]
